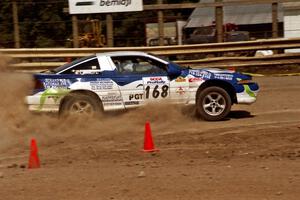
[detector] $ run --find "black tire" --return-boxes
[60,93,102,118]
[196,86,232,121]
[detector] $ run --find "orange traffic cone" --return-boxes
[143,122,159,152]
[28,138,40,169]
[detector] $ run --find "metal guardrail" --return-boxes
[179,53,300,68]
[1,37,300,71]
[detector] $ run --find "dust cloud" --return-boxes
[0,55,202,155]
[0,54,33,152]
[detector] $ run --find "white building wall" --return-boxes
[284,8,300,52]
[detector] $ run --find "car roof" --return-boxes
[96,51,150,57]
[53,51,170,74]
[96,51,169,65]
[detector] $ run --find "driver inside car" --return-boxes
[122,60,134,73]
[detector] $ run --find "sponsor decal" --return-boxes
[189,70,212,79]
[100,0,131,7]
[176,87,185,95]
[143,77,169,99]
[102,95,122,102]
[188,77,203,82]
[214,74,233,81]
[129,93,143,100]
[90,79,113,90]
[43,79,70,89]
[47,95,60,102]
[68,0,142,14]
[136,84,143,88]
[175,76,186,82]
[244,85,256,98]
[125,101,139,105]
[38,88,70,110]
[103,102,123,106]
[74,69,100,75]
[76,1,94,6]
[146,77,166,84]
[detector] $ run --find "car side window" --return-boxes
[112,56,167,75]
[61,58,101,75]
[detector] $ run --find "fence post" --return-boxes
[106,14,114,47]
[72,15,79,48]
[215,0,224,43]
[12,1,20,48]
[157,0,164,46]
[272,2,279,38]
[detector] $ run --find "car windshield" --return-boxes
[150,53,187,70]
[51,55,96,73]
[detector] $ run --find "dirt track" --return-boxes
[0,68,299,199]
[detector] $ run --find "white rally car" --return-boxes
[27,51,259,121]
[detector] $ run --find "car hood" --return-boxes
[184,67,252,82]
[202,68,235,74]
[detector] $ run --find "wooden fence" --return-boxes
[1,37,300,72]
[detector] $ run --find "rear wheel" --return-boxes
[60,93,102,118]
[196,86,231,121]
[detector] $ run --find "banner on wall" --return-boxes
[68,0,143,14]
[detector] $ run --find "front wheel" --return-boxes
[196,86,232,121]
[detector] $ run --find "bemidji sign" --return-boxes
[68,0,143,14]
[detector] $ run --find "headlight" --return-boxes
[237,79,254,85]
